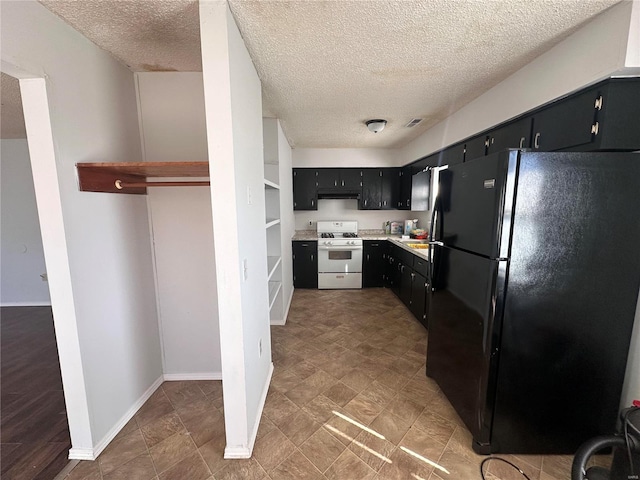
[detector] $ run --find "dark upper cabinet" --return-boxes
[317,168,361,190]
[293,169,317,210]
[531,85,600,152]
[292,241,317,288]
[341,169,362,189]
[316,169,339,189]
[465,134,488,162]
[363,240,386,287]
[361,168,398,210]
[487,116,533,154]
[583,78,640,151]
[439,142,465,166]
[360,169,381,210]
[381,168,399,210]
[398,167,412,210]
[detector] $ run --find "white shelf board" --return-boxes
[264,179,280,190]
[267,256,282,281]
[266,218,281,229]
[268,281,282,310]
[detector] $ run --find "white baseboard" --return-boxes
[67,448,95,460]
[270,288,293,326]
[223,362,274,459]
[223,446,252,459]
[69,375,164,460]
[163,372,222,381]
[0,301,52,307]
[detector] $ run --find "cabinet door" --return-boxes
[381,168,399,210]
[363,241,386,287]
[531,86,600,152]
[293,169,318,210]
[316,168,340,189]
[410,271,428,328]
[341,169,362,189]
[465,134,488,162]
[488,117,532,154]
[398,166,412,209]
[360,169,382,210]
[292,241,317,288]
[399,263,413,307]
[439,143,465,166]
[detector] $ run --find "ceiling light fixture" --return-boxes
[365,119,387,133]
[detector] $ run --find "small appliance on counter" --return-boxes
[384,221,404,235]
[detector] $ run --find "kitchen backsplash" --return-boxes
[293,199,430,231]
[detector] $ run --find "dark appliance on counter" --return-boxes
[426,150,640,455]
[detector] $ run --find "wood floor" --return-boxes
[1,306,71,479]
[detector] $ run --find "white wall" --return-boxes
[135,72,221,378]
[200,1,272,458]
[0,138,50,306]
[293,147,400,168]
[2,1,162,456]
[294,200,420,231]
[398,0,638,164]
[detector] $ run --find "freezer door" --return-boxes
[437,150,518,259]
[427,245,506,450]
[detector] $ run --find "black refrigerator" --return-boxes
[426,150,640,454]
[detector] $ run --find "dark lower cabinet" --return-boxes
[410,271,428,328]
[292,241,317,288]
[399,263,413,307]
[363,241,386,287]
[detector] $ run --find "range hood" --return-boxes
[317,188,361,200]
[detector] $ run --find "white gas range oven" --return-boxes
[316,221,363,289]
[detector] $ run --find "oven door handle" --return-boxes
[318,246,363,251]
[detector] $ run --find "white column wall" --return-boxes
[200,1,272,457]
[135,72,221,378]
[1,1,162,455]
[0,138,51,306]
[277,121,295,314]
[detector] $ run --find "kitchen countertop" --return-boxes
[292,230,431,261]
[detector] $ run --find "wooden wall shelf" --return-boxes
[76,162,210,194]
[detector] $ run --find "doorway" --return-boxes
[0,72,71,477]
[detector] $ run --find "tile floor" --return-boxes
[65,288,607,480]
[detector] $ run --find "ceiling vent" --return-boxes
[405,118,423,128]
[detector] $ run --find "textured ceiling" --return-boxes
[22,0,624,148]
[1,73,26,139]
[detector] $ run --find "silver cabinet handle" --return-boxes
[591,122,599,135]
[341,180,345,186]
[411,272,415,279]
[311,254,314,261]
[534,132,541,149]
[367,254,370,261]
[311,199,315,206]
[301,243,308,247]
[519,136,525,148]
[379,202,382,207]
[364,199,367,206]
[334,180,337,186]
[371,243,379,247]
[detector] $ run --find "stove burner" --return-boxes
[320,233,335,238]
[343,232,358,238]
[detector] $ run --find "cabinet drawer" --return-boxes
[413,256,429,277]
